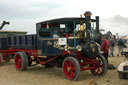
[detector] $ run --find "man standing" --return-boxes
[101,35,110,64]
[117,39,124,56]
[109,36,115,57]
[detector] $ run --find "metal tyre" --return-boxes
[91,54,108,76]
[119,72,124,79]
[0,54,3,65]
[62,57,80,81]
[124,73,128,79]
[15,52,28,71]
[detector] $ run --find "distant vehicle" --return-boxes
[0,11,107,81]
[118,52,128,79]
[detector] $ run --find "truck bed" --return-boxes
[8,34,37,49]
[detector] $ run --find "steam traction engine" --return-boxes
[0,11,107,81]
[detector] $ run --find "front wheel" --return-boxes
[91,54,108,76]
[62,57,80,81]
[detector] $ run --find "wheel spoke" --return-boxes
[92,58,103,75]
[94,64,103,75]
[99,64,103,67]
[99,67,103,73]
[66,72,71,79]
[64,61,74,79]
[66,71,70,75]
[95,68,98,75]
[71,71,75,78]
[15,54,22,69]
[70,67,75,71]
[97,67,101,74]
[66,63,69,67]
[18,59,21,66]
[69,62,72,67]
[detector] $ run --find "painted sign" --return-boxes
[58,38,67,45]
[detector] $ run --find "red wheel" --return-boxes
[91,54,107,76]
[15,52,28,71]
[15,54,22,70]
[0,54,3,65]
[63,57,80,81]
[4,56,10,62]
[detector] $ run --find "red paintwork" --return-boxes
[63,50,103,73]
[36,56,58,65]
[63,60,76,80]
[0,49,37,56]
[65,34,69,38]
[15,53,22,70]
[0,48,37,64]
[0,48,58,65]
[90,57,103,75]
[0,48,103,76]
[80,58,103,73]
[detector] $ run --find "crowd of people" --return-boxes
[100,34,126,64]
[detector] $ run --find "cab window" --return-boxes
[39,28,51,38]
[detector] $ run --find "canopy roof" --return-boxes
[37,17,96,24]
[0,30,27,34]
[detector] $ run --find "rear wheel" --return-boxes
[91,54,107,76]
[62,57,80,81]
[15,52,28,71]
[4,56,10,62]
[0,54,3,65]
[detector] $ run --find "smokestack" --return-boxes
[96,16,99,33]
[83,11,92,41]
[84,11,92,30]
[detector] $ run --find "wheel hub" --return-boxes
[67,67,71,72]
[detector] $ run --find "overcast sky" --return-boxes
[0,0,128,36]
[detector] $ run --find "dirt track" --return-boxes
[0,48,128,85]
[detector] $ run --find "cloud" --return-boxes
[100,15,128,36]
[0,0,69,33]
[0,0,66,20]
[0,0,127,35]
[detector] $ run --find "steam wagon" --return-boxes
[0,11,107,81]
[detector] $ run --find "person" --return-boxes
[101,35,110,64]
[109,36,115,57]
[117,39,124,56]
[53,29,59,38]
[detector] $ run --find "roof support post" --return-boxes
[73,21,76,51]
